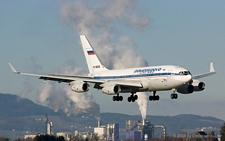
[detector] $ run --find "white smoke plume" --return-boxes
[21,57,42,98]
[136,92,149,119]
[59,0,149,68]
[37,81,52,103]
[21,80,33,98]
[34,0,150,119]
[36,64,100,118]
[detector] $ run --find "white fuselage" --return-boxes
[92,65,192,92]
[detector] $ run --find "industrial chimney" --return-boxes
[97,120,101,127]
[44,114,48,134]
[142,118,145,126]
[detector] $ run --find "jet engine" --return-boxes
[71,81,90,92]
[177,84,194,94]
[192,80,205,92]
[102,85,121,95]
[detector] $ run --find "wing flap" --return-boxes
[39,75,105,84]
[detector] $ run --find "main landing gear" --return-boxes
[112,94,123,101]
[127,93,138,102]
[170,89,178,99]
[149,91,160,101]
[112,91,178,102]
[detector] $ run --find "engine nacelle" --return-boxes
[71,82,90,93]
[177,84,194,94]
[192,80,205,92]
[102,85,121,95]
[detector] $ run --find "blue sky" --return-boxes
[1,1,225,120]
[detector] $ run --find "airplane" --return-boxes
[9,35,216,102]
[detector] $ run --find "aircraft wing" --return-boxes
[8,62,142,87]
[9,62,95,82]
[192,62,216,79]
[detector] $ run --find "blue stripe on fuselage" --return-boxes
[94,72,179,79]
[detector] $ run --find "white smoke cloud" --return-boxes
[36,82,69,113]
[59,0,149,69]
[64,87,100,118]
[29,56,43,71]
[36,81,52,103]
[136,92,149,119]
[35,65,100,118]
[21,57,42,98]
[21,80,33,98]
[33,0,151,119]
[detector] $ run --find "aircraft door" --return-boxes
[168,70,173,79]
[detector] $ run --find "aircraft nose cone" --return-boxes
[184,75,192,83]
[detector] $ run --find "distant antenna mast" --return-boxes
[44,114,48,134]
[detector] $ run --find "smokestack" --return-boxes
[97,120,101,127]
[142,118,145,126]
[44,114,48,134]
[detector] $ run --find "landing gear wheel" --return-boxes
[174,94,178,99]
[127,92,137,102]
[113,96,116,101]
[128,97,131,102]
[170,94,174,99]
[149,96,153,101]
[170,94,178,99]
[149,91,160,101]
[134,95,138,100]
[156,95,160,101]
[119,96,123,101]
[112,94,123,101]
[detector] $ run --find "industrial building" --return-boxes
[126,119,153,140]
[126,119,166,140]
[56,132,72,141]
[44,114,54,135]
[23,115,168,140]
[94,120,119,141]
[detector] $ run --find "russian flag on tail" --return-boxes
[87,50,95,55]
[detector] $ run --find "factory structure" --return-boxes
[27,115,218,141]
[25,115,166,141]
[52,119,165,141]
[126,119,166,141]
[93,120,119,140]
[44,114,54,135]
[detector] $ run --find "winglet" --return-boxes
[8,62,20,74]
[210,62,215,72]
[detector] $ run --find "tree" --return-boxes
[34,135,65,141]
[0,137,9,141]
[220,122,225,141]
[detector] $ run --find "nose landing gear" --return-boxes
[170,94,178,99]
[170,89,178,99]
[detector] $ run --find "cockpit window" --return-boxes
[188,71,191,75]
[179,71,191,75]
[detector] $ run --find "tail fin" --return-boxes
[80,35,108,74]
